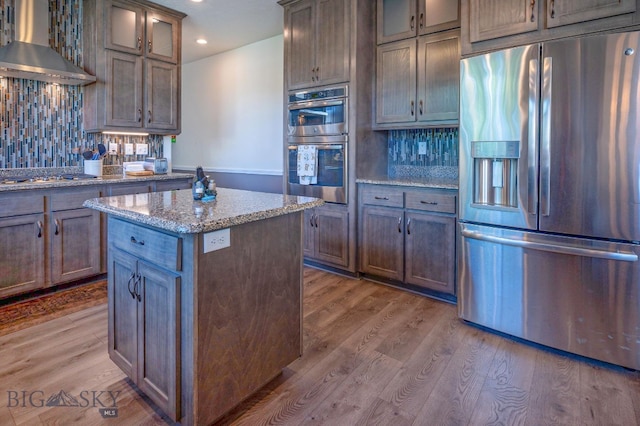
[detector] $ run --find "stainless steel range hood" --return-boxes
[0,0,96,85]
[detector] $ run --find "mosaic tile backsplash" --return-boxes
[388,128,459,180]
[0,0,163,169]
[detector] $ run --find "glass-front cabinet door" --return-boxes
[418,0,459,34]
[146,11,179,64]
[105,0,144,54]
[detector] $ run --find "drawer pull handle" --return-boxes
[407,218,412,235]
[374,196,389,200]
[397,217,402,233]
[36,221,43,238]
[54,219,60,236]
[130,236,145,246]
[420,201,438,205]
[134,273,142,302]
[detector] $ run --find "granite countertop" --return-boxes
[83,187,324,234]
[0,171,194,192]
[356,176,458,190]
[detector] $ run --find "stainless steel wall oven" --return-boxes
[286,85,348,204]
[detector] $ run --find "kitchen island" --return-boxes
[83,188,323,425]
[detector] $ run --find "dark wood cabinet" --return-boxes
[462,0,639,56]
[546,0,636,28]
[304,204,350,268]
[376,30,459,126]
[83,0,184,135]
[359,184,457,297]
[285,0,350,89]
[377,0,460,44]
[109,229,181,421]
[0,212,45,298]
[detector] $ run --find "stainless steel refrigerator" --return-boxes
[458,31,640,370]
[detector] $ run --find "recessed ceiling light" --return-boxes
[191,0,203,2]
[196,39,208,45]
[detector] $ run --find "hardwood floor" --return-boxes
[1,267,639,425]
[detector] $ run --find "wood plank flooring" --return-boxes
[1,267,639,425]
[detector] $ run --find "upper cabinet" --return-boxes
[376,30,459,126]
[461,0,639,55]
[285,0,350,90]
[83,0,184,135]
[377,0,460,44]
[469,0,538,42]
[546,0,636,28]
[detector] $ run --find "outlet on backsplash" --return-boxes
[124,144,134,155]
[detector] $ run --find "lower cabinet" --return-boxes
[0,212,46,298]
[109,247,180,421]
[49,188,102,285]
[359,184,457,297]
[304,203,349,268]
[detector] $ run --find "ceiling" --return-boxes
[152,0,284,64]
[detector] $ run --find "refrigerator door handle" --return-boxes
[461,228,638,262]
[528,58,539,216]
[540,56,552,217]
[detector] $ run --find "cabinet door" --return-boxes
[109,248,139,379]
[376,39,417,124]
[418,0,460,34]
[145,59,179,131]
[0,214,45,298]
[137,261,180,421]
[146,10,180,64]
[287,0,316,89]
[405,211,455,294]
[105,0,144,55]
[469,0,538,42]
[546,0,636,28]
[361,206,404,281]
[50,209,101,284]
[417,31,460,123]
[303,208,315,258]
[106,50,143,128]
[315,0,350,86]
[314,205,349,267]
[377,0,417,44]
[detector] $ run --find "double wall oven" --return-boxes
[286,85,348,204]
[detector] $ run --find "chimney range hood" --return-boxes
[0,0,96,85]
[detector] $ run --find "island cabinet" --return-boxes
[108,219,181,420]
[0,192,45,299]
[359,184,457,298]
[83,0,185,134]
[283,0,351,90]
[303,203,349,268]
[376,29,460,126]
[462,0,639,55]
[86,188,321,425]
[377,0,460,44]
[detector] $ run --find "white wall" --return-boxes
[172,35,284,175]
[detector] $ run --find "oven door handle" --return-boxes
[289,144,344,150]
[288,99,344,110]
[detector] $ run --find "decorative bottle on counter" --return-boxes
[193,180,204,200]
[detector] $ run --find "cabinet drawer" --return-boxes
[50,187,101,211]
[0,192,45,217]
[405,191,456,214]
[109,218,182,271]
[109,183,151,196]
[360,186,403,207]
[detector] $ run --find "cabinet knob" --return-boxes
[410,101,415,116]
[54,219,60,236]
[407,218,412,235]
[397,216,402,233]
[549,0,555,18]
[148,110,152,124]
[36,221,43,238]
[127,272,137,299]
[137,109,142,123]
[137,36,142,50]
[419,100,424,116]
[410,15,415,30]
[419,13,424,29]
[148,40,152,53]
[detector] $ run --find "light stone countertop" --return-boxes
[83,187,324,234]
[0,172,194,192]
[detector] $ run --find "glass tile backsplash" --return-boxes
[0,0,163,169]
[388,128,458,180]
